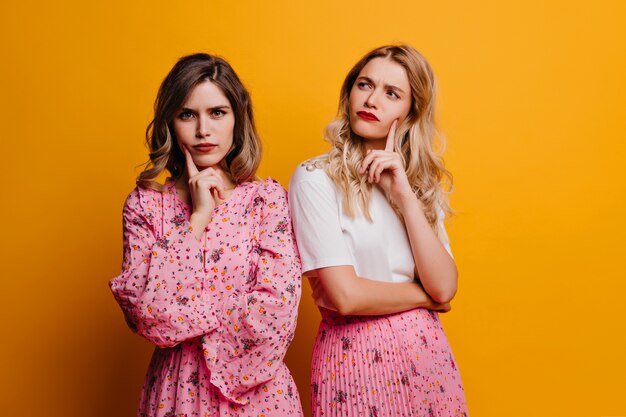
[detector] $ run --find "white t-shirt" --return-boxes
[288,157,452,290]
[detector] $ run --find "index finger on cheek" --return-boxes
[183,145,199,176]
[384,120,398,152]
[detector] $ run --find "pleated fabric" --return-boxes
[311,308,468,417]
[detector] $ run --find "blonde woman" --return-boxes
[110,53,303,416]
[289,45,468,416]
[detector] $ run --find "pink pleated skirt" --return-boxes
[311,308,468,417]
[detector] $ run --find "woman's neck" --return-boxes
[363,139,386,151]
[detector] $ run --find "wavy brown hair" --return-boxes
[137,53,261,189]
[323,44,453,231]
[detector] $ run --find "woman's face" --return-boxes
[172,80,235,170]
[349,57,412,145]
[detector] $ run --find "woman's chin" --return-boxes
[353,130,386,142]
[351,124,386,141]
[193,156,223,170]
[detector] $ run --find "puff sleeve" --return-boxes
[109,187,220,348]
[201,180,302,404]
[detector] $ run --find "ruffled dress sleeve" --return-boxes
[109,187,220,348]
[201,180,302,404]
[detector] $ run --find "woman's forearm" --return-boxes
[397,194,458,303]
[312,266,449,316]
[349,277,446,315]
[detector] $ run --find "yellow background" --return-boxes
[1,1,625,416]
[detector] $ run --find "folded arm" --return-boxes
[310,265,449,316]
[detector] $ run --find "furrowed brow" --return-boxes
[385,84,405,94]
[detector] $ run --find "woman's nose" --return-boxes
[196,115,211,137]
[365,91,379,109]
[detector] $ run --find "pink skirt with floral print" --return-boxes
[311,307,468,417]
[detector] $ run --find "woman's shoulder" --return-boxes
[124,183,165,212]
[290,154,332,187]
[120,184,169,230]
[236,177,288,207]
[256,177,287,198]
[237,177,284,195]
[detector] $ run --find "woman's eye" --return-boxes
[387,90,399,99]
[212,109,225,117]
[179,111,194,120]
[357,81,372,89]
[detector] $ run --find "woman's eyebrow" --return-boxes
[385,84,405,94]
[357,76,405,94]
[179,105,232,111]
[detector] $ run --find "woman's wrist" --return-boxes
[189,211,211,239]
[395,191,423,214]
[192,203,215,216]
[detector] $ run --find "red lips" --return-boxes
[356,111,379,121]
[193,143,217,153]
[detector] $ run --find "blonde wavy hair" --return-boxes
[137,53,261,190]
[323,44,453,231]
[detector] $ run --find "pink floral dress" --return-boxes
[110,179,303,417]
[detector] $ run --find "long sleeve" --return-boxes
[109,187,220,348]
[201,180,302,404]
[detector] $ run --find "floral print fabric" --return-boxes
[311,307,468,417]
[110,179,303,417]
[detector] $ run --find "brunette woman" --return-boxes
[110,53,303,417]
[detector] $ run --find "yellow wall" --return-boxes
[1,1,625,415]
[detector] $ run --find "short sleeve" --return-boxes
[288,164,354,274]
[436,206,454,258]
